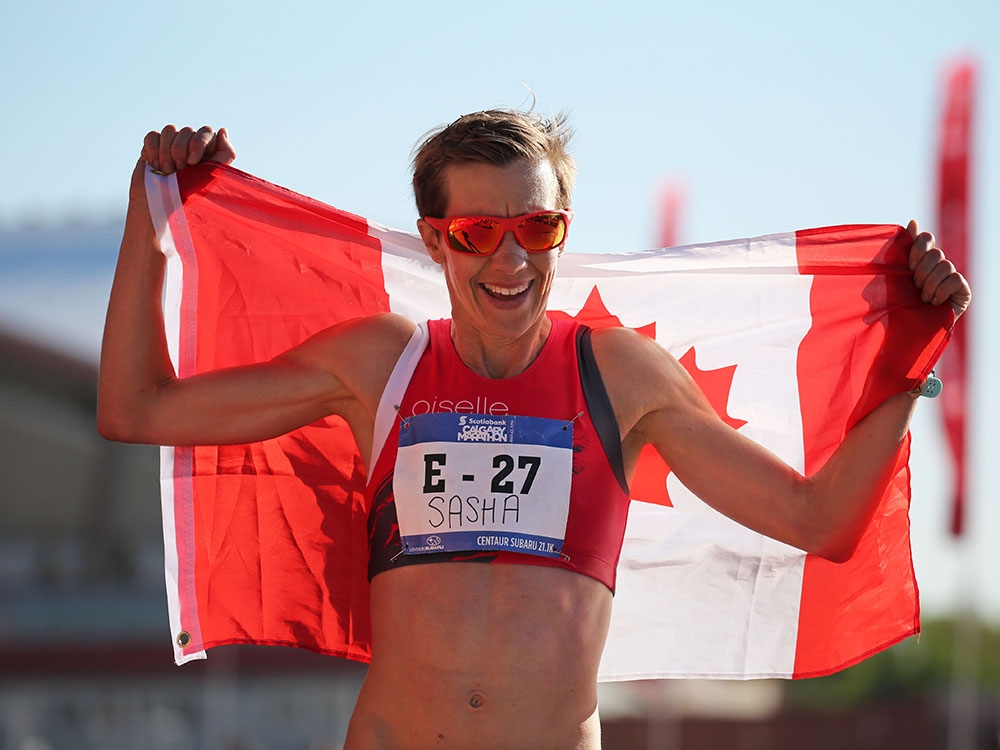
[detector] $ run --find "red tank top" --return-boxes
[366,315,631,591]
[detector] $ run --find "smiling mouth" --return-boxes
[482,281,532,299]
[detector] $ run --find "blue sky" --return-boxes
[1,0,997,620]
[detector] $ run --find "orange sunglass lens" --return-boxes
[447,218,502,254]
[518,213,566,251]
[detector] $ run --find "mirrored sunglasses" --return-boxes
[424,209,573,255]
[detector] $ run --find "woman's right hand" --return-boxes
[129,125,237,204]
[142,125,237,174]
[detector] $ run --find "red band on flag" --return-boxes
[792,225,951,677]
[165,164,391,663]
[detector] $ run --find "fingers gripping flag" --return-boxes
[146,163,952,679]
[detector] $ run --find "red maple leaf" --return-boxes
[555,286,746,507]
[550,286,656,339]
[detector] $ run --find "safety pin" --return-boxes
[393,404,411,429]
[562,411,584,430]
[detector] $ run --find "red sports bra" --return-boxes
[365,315,631,591]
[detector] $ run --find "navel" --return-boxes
[467,691,485,709]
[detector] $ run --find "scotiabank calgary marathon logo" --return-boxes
[456,415,510,443]
[550,287,747,508]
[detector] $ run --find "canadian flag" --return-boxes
[146,163,952,680]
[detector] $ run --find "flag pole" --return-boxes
[946,550,980,750]
[933,56,979,750]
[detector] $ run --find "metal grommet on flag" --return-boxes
[176,630,191,648]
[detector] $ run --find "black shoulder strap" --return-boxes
[576,326,629,495]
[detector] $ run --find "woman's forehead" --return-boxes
[441,159,559,216]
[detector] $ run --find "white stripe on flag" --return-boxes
[370,221,451,321]
[146,167,207,666]
[552,234,813,680]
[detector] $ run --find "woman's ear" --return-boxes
[417,219,447,265]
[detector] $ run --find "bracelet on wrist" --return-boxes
[909,370,942,398]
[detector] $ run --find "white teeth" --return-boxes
[484,282,530,297]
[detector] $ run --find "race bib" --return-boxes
[394,413,573,558]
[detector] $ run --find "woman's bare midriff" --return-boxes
[345,562,613,749]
